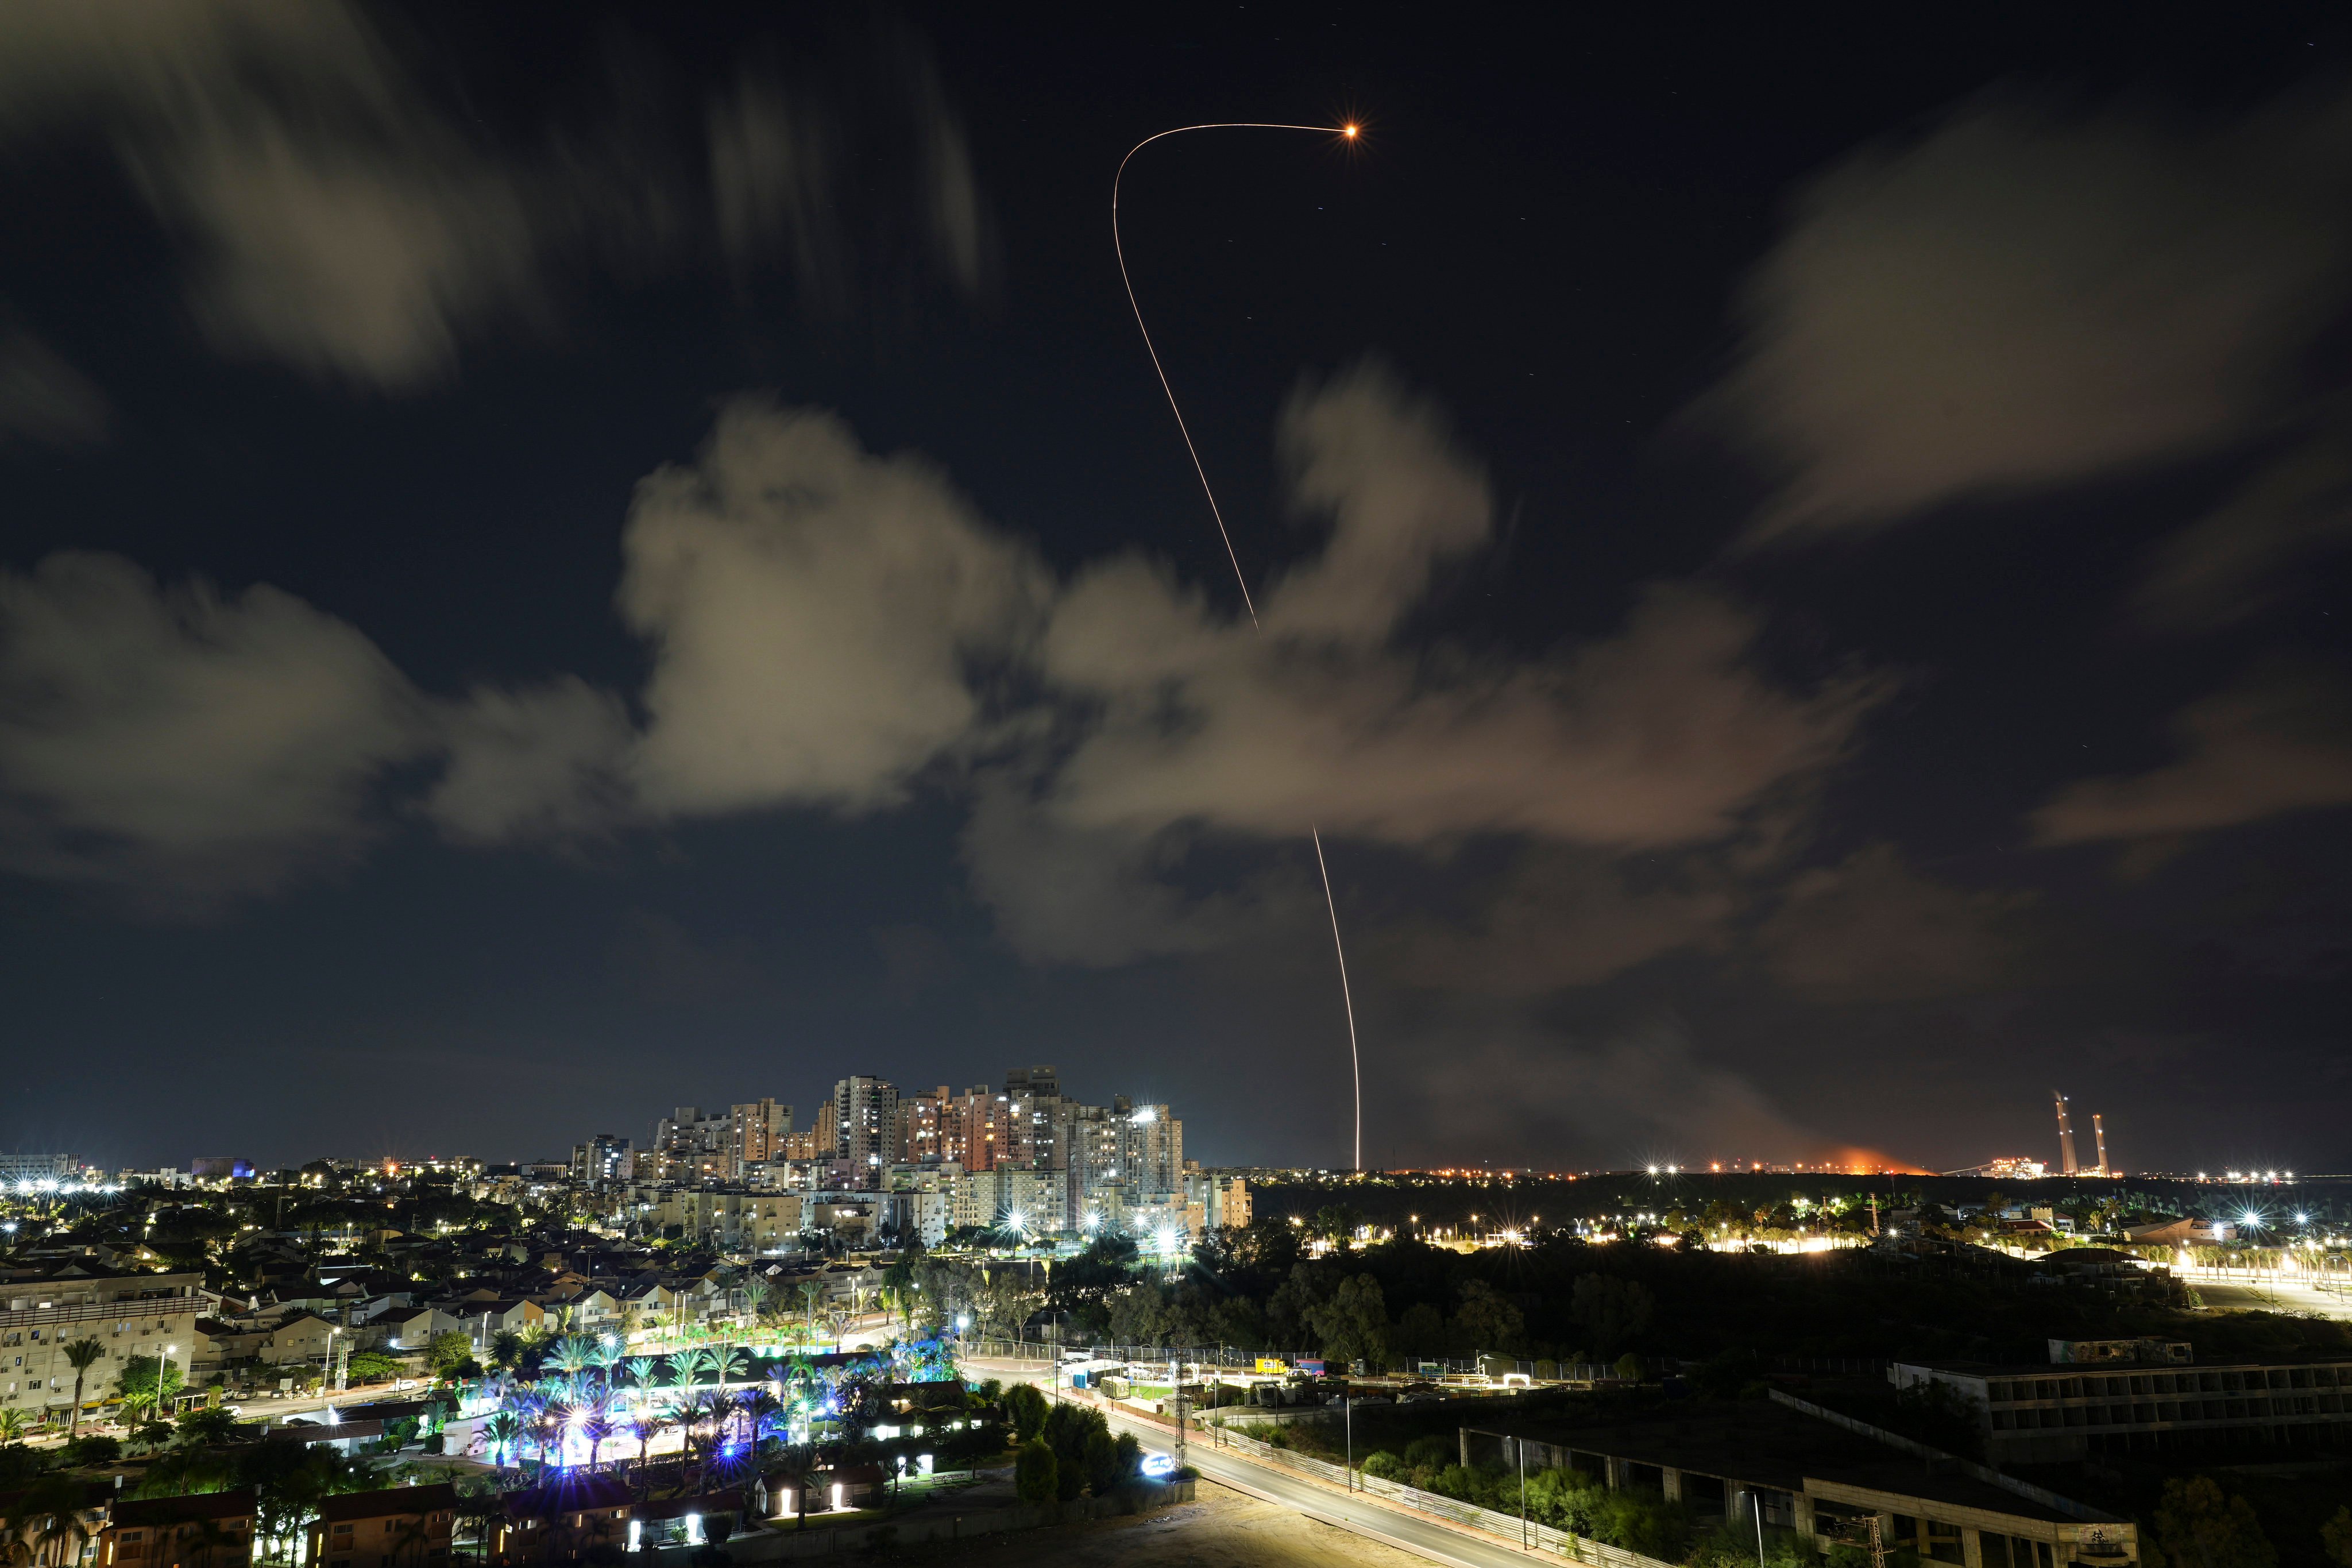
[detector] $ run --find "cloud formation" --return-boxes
[0,551,428,901]
[617,402,1045,817]
[0,326,109,445]
[1713,90,2352,542]
[2033,667,2352,844]
[2132,426,2352,631]
[0,0,987,388]
[1753,843,2033,1001]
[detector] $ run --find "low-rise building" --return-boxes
[99,1489,258,1568]
[1482,1401,2136,1568]
[1,1265,202,1419]
[307,1483,458,1568]
[1894,1349,2352,1462]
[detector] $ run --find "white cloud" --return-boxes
[617,399,1047,817]
[1033,367,1882,855]
[2032,667,2352,844]
[1711,91,2352,541]
[0,551,428,900]
[426,677,633,845]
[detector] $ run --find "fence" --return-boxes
[670,1481,1195,1562]
[1200,1421,1677,1568]
[1763,1391,2119,1524]
[962,1338,1616,1382]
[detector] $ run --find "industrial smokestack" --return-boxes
[2054,1091,2079,1175]
[2093,1114,2108,1177]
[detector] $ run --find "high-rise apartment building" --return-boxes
[1120,1103,1182,1199]
[895,1087,949,1164]
[729,1099,792,1176]
[571,1134,633,1189]
[831,1076,899,1189]
[945,1086,1005,1171]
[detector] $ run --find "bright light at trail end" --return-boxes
[1344,124,1358,138]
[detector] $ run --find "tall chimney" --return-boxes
[2054,1091,2079,1176]
[2093,1114,2108,1177]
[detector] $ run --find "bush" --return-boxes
[1014,1439,1058,1507]
[61,1435,122,1466]
[1361,1450,1404,1481]
[1527,1467,1600,1531]
[1403,1435,1453,1471]
[1002,1383,1049,1441]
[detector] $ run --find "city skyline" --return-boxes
[3,7,2351,1175]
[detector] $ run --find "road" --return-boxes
[969,1358,1543,1568]
[2191,1276,2352,1319]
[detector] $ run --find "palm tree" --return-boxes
[740,1275,771,1327]
[3,1476,98,1568]
[627,1408,672,1492]
[663,1349,705,1390]
[623,1356,656,1395]
[737,1390,785,1451]
[0,1406,34,1445]
[580,1401,616,1473]
[481,1410,522,1468]
[547,1336,597,1378]
[59,1338,105,1441]
[797,1280,824,1343]
[387,1515,431,1568]
[712,1346,748,1389]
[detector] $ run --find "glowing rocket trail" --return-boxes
[1114,120,1367,1171]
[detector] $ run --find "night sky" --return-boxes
[5,4,2351,1176]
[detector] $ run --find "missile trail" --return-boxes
[1113,121,1366,1171]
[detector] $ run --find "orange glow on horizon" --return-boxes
[1821,1146,1932,1176]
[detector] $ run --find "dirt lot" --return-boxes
[880,1477,1431,1567]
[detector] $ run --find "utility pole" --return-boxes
[1172,1353,1188,1475]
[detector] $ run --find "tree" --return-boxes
[1001,1382,1048,1441]
[1307,1275,1389,1370]
[2324,1507,2352,1568]
[3,1474,99,1567]
[427,1331,474,1380]
[61,1338,106,1440]
[1450,1281,1527,1358]
[0,1407,31,1446]
[1014,1439,1058,1507]
[2153,1477,2276,1568]
[1568,1276,1652,1360]
[1041,1404,1108,1501]
[115,1355,186,1427]
[177,1406,241,1446]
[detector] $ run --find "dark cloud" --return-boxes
[2033,666,2352,844]
[2132,424,2352,630]
[1753,843,2034,1002]
[1373,847,1736,997]
[0,0,988,388]
[1710,89,2352,543]
[1407,1016,1818,1169]
[0,551,429,903]
[0,326,109,445]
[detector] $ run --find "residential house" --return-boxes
[258,1311,339,1367]
[488,1477,633,1565]
[307,1483,458,1568]
[98,1489,258,1568]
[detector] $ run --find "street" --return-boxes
[968,1358,1547,1568]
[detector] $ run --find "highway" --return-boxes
[969,1358,1547,1568]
